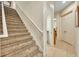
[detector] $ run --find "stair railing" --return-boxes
[16,4,43,51]
[0,1,8,38]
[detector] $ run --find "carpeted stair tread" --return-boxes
[1,40,35,56]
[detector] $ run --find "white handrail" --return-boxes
[27,16,43,33]
[0,2,8,38]
[17,5,43,33]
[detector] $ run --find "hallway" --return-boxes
[45,1,78,57]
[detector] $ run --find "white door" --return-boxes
[61,11,75,46]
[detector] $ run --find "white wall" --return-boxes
[15,1,43,30]
[15,1,43,51]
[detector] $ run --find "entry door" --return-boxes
[61,11,75,46]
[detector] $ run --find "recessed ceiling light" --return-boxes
[62,1,66,4]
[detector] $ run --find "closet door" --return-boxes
[61,11,75,46]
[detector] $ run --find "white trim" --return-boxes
[43,2,47,57]
[0,2,8,38]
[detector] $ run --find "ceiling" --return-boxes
[54,1,74,14]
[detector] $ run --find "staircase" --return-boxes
[0,6,43,57]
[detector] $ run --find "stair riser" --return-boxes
[7,25,25,27]
[7,26,26,29]
[6,17,21,20]
[4,11,17,15]
[6,16,21,20]
[7,23,23,26]
[8,29,27,31]
[8,30,28,33]
[8,32,29,36]
[7,21,22,24]
[6,19,21,23]
[6,19,21,22]
[7,22,23,25]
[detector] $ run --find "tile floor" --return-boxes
[46,40,76,57]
